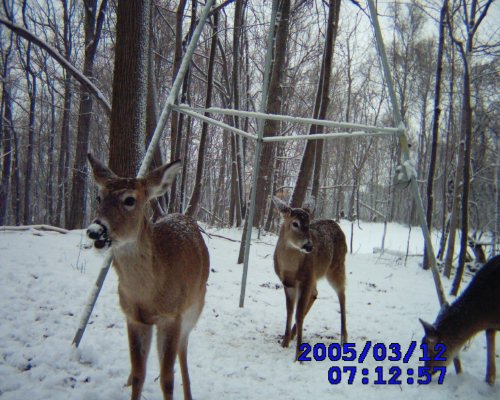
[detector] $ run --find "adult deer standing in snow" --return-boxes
[86,154,209,400]
[272,197,347,360]
[420,255,500,385]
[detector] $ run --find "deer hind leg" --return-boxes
[126,320,153,400]
[326,266,347,344]
[486,329,496,386]
[178,303,203,400]
[157,317,181,400]
[291,286,318,340]
[282,285,297,348]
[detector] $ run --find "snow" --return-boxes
[0,222,498,400]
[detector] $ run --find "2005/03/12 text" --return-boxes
[298,340,447,385]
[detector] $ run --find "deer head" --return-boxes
[273,196,313,253]
[86,153,181,249]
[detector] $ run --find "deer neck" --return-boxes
[435,299,485,351]
[112,217,153,264]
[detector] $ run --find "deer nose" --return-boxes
[87,220,107,240]
[302,242,313,253]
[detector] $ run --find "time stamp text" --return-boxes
[298,340,447,385]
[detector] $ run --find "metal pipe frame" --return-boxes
[238,0,279,308]
[174,106,258,141]
[175,104,402,135]
[262,130,395,142]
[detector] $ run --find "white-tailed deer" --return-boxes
[86,154,209,400]
[420,255,500,385]
[272,196,347,360]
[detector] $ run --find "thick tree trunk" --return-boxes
[290,0,341,208]
[109,0,151,176]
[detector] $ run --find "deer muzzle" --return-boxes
[87,220,111,249]
[302,241,313,253]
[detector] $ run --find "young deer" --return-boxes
[86,154,209,400]
[272,197,347,360]
[420,255,500,385]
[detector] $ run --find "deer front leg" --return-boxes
[291,287,318,340]
[157,317,181,400]
[126,320,153,400]
[486,329,496,386]
[295,285,312,361]
[282,286,296,348]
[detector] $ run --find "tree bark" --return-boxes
[67,0,108,229]
[423,0,447,270]
[252,0,291,227]
[109,0,151,177]
[290,0,341,208]
[186,10,219,217]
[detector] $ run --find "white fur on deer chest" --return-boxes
[113,243,158,301]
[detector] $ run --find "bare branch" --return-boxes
[0,15,111,115]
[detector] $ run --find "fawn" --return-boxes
[420,255,500,385]
[272,196,347,360]
[86,154,210,400]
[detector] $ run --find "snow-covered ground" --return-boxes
[0,221,498,399]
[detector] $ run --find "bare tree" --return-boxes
[67,0,108,229]
[186,8,219,217]
[423,0,448,270]
[290,0,341,208]
[450,0,494,295]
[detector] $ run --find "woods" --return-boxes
[0,0,498,278]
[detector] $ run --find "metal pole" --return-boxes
[367,0,450,332]
[262,130,396,142]
[72,253,112,347]
[173,106,258,141]
[72,0,215,347]
[239,0,279,308]
[175,104,402,134]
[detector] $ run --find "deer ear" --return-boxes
[88,153,117,187]
[145,160,182,199]
[272,196,291,216]
[419,318,437,336]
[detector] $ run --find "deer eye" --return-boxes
[292,221,299,229]
[96,196,101,204]
[123,197,136,207]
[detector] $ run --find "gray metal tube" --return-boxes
[176,105,402,134]
[239,0,279,308]
[367,0,446,306]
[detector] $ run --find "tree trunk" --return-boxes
[423,0,447,270]
[0,85,13,225]
[55,74,72,227]
[23,71,36,225]
[109,0,151,176]
[252,0,291,227]
[290,0,341,208]
[67,0,108,229]
[186,10,218,217]
[169,0,196,213]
